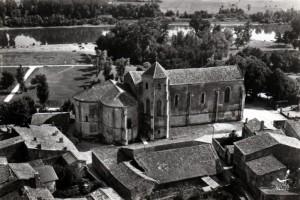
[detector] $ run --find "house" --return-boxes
[2,186,55,200]
[232,133,300,199]
[92,142,223,200]
[31,112,70,134]
[74,63,245,145]
[87,188,123,200]
[34,165,58,193]
[12,125,78,160]
[277,119,300,140]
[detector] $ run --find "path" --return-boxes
[2,64,93,103]
[4,66,38,102]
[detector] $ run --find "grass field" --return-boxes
[0,52,92,66]
[9,64,137,107]
[116,0,300,14]
[0,67,29,102]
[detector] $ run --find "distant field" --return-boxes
[116,0,300,14]
[0,52,92,66]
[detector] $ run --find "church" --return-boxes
[73,62,245,145]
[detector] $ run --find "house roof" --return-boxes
[126,71,143,85]
[35,165,58,183]
[9,163,36,180]
[0,136,24,150]
[167,65,243,85]
[23,186,54,199]
[285,120,300,138]
[92,146,156,190]
[73,80,138,107]
[126,65,242,86]
[0,165,11,184]
[142,62,168,79]
[88,188,123,200]
[31,112,70,126]
[245,118,264,133]
[246,155,286,176]
[234,133,300,156]
[13,125,78,152]
[134,144,219,184]
[28,159,44,168]
[62,151,81,165]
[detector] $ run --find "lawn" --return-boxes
[0,67,29,102]
[11,64,137,107]
[0,52,92,66]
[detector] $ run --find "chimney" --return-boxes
[260,121,265,131]
[52,131,58,136]
[52,122,55,126]
[245,118,248,124]
[36,144,41,149]
[33,172,41,188]
[59,137,64,143]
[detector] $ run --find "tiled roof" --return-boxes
[142,62,168,79]
[62,151,79,165]
[9,163,36,180]
[0,165,10,184]
[246,155,286,176]
[31,112,70,126]
[13,125,78,152]
[126,71,143,85]
[134,144,219,184]
[234,133,300,156]
[35,165,58,183]
[245,118,264,133]
[126,65,242,86]
[88,188,123,200]
[92,146,156,190]
[285,120,300,138]
[28,159,44,168]
[167,65,243,85]
[255,129,285,136]
[73,80,138,107]
[23,186,54,199]
[0,136,24,150]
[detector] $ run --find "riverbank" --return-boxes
[0,24,114,31]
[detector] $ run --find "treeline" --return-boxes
[226,47,300,101]
[250,9,300,24]
[0,0,161,27]
[96,18,232,69]
[215,7,248,21]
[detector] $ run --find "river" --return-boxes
[0,24,290,47]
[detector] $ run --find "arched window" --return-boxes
[157,100,162,116]
[224,87,231,103]
[175,95,179,106]
[146,99,150,114]
[145,83,148,90]
[200,92,205,104]
[157,83,161,90]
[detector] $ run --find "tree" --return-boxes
[1,71,15,89]
[233,21,252,49]
[16,65,25,91]
[189,13,211,33]
[60,99,74,112]
[31,74,49,105]
[247,4,251,11]
[244,57,271,97]
[0,96,36,125]
[102,57,113,81]
[115,58,130,82]
[275,32,283,46]
[267,68,298,101]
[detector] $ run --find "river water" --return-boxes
[0,24,289,47]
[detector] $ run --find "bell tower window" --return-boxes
[145,83,148,90]
[224,87,231,103]
[175,95,179,107]
[157,83,161,90]
[146,99,150,114]
[157,100,162,116]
